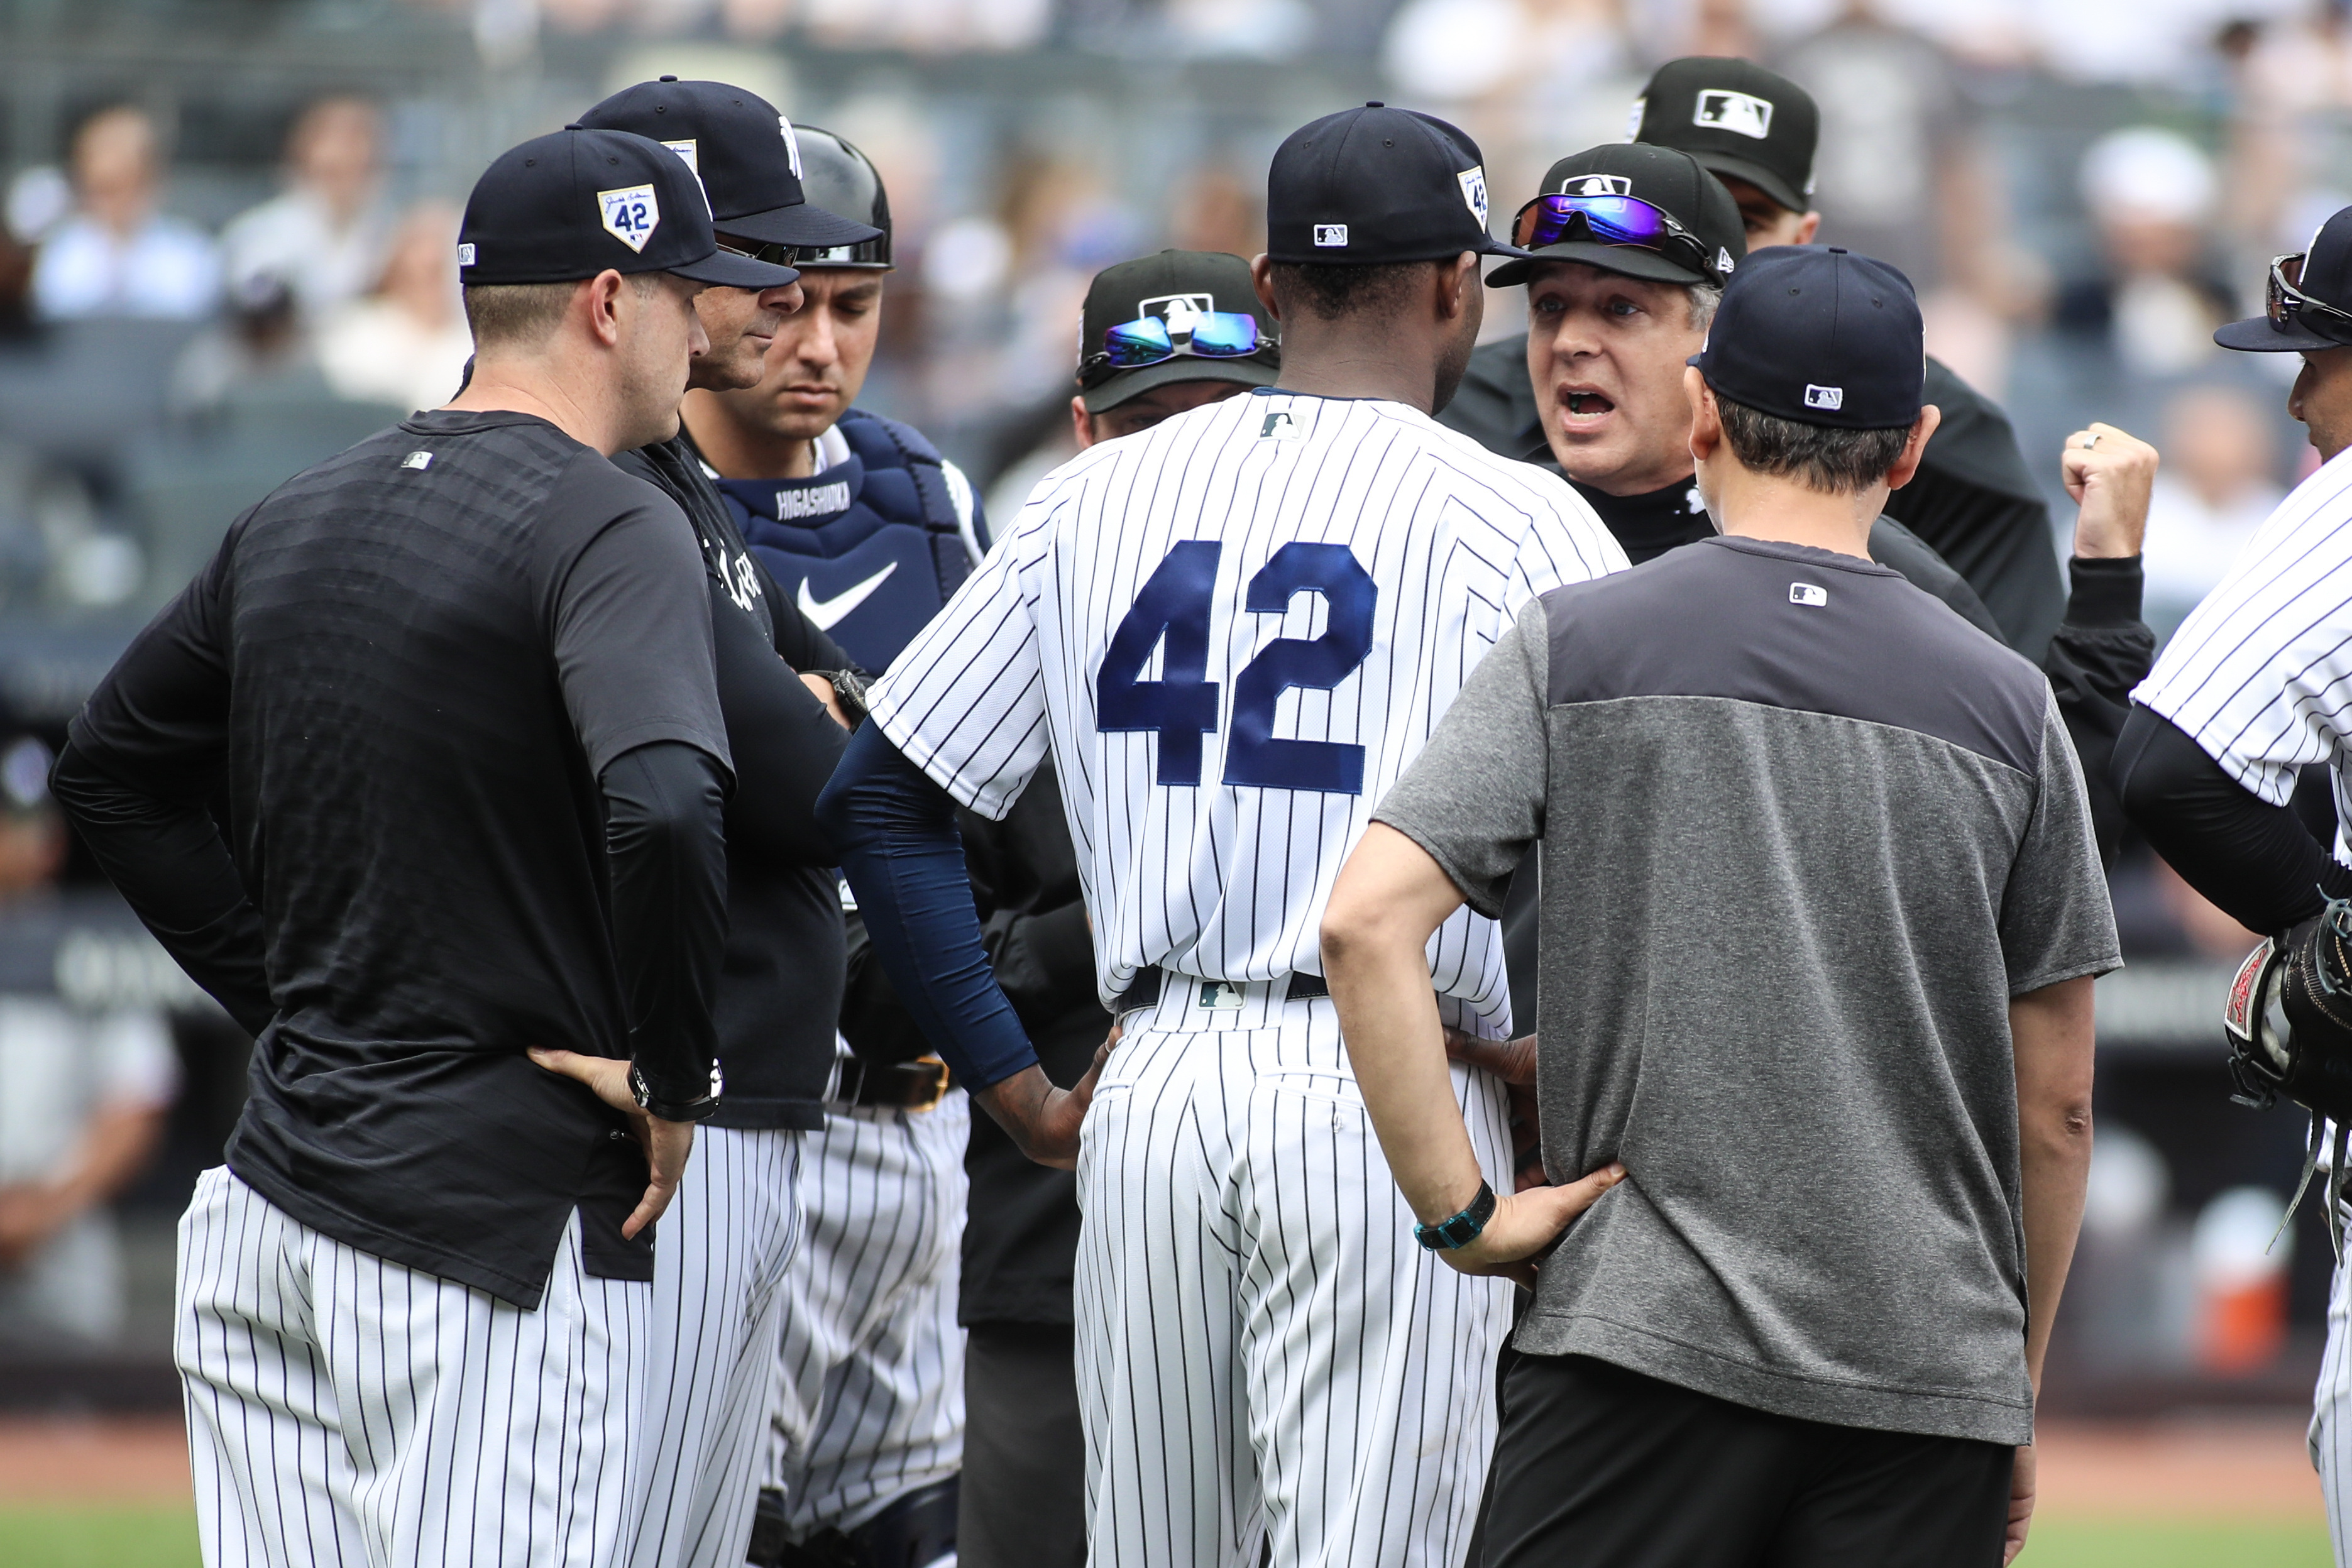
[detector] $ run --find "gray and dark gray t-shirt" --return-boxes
[1375,534,2118,1447]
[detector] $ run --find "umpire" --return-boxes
[1327,244,2115,1568]
[52,128,793,1567]
[576,79,884,1568]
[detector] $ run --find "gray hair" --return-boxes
[1685,283,1722,332]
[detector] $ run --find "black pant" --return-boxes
[1482,1354,2014,1568]
[957,1322,1086,1568]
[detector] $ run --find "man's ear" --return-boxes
[1796,211,1822,244]
[1886,403,1943,491]
[1070,395,1096,450]
[1683,366,1723,463]
[1435,251,1478,324]
[580,270,626,349]
[1250,254,1282,323]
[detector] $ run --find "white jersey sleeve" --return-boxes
[2136,447,2352,814]
[866,491,1055,821]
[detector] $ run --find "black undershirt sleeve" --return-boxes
[2113,705,2352,934]
[51,737,273,1036]
[600,740,728,1106]
[2045,556,2158,867]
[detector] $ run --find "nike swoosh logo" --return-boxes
[798,562,898,630]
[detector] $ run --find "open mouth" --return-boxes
[1559,389,1617,422]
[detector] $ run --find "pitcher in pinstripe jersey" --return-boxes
[2120,204,2352,1568]
[814,106,1626,1568]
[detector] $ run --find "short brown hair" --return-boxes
[1717,393,1910,495]
[462,282,574,349]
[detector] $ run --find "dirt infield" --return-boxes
[0,1413,2327,1518]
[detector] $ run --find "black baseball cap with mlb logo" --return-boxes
[1690,246,1923,430]
[1077,250,1280,413]
[458,127,800,289]
[1633,57,1821,219]
[578,77,881,253]
[1486,143,1745,289]
[1265,103,1530,267]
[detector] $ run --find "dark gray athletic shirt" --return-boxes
[1375,534,2118,1447]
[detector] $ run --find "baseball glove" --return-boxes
[2225,897,2352,1249]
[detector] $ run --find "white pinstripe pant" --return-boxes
[2314,1240,2352,1564]
[627,1127,805,1568]
[766,1090,969,1537]
[1075,990,1513,1568]
[178,1165,647,1568]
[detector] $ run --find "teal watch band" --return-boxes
[1413,1180,1497,1251]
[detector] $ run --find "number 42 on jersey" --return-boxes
[1095,540,1376,796]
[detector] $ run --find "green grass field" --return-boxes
[0,1509,2332,1566]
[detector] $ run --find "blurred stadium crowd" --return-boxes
[0,0,2341,1413]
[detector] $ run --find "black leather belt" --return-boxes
[830,1055,951,1112]
[1114,965,1328,1015]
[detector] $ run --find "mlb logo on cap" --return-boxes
[1560,173,1634,197]
[1314,224,1349,248]
[1695,89,1774,141]
[1804,383,1844,410]
[1141,293,1214,334]
[599,185,661,253]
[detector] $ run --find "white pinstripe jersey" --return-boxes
[866,388,1625,1036]
[2138,444,2352,865]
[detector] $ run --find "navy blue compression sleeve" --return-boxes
[815,723,1040,1089]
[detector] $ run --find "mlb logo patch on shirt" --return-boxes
[598,185,660,253]
[1789,583,1828,607]
[1695,89,1774,140]
[1314,224,1348,248]
[1804,384,1844,411]
[402,451,434,471]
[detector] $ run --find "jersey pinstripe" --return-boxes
[2136,444,2352,852]
[866,389,1624,1037]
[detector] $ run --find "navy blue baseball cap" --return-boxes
[1690,246,1923,430]
[578,78,880,254]
[458,127,800,290]
[1265,103,1529,266]
[2217,206,2352,352]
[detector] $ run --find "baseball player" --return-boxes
[48,129,796,1565]
[955,247,1282,1568]
[1444,55,2066,661]
[678,129,977,1568]
[2117,205,2352,1565]
[1329,244,2114,1568]
[574,79,884,1568]
[815,104,1627,1568]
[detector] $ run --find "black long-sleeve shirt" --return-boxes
[54,410,733,1307]
[618,434,857,1127]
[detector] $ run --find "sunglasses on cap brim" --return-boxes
[1510,194,1715,278]
[1078,312,1273,388]
[716,236,801,270]
[2268,252,2352,342]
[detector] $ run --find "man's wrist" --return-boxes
[1414,1178,1497,1251]
[630,1060,723,1122]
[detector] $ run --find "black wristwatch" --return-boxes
[1414,1180,1497,1251]
[630,1060,724,1123]
[821,669,870,728]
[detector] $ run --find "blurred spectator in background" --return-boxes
[0,736,176,1349]
[319,201,470,413]
[167,265,317,418]
[30,106,217,322]
[2057,128,2235,378]
[1781,1,1999,309]
[2141,382,2285,630]
[219,97,391,326]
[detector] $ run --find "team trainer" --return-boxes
[1327,246,2114,1568]
[52,128,794,1567]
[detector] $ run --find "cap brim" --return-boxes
[1684,151,1808,217]
[2214,313,2345,352]
[1488,241,1705,289]
[719,200,883,250]
[1082,353,1279,415]
[668,248,801,289]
